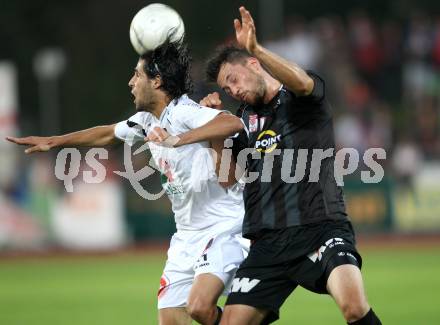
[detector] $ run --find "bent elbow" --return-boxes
[297,77,315,96]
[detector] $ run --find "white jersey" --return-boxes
[115,95,244,232]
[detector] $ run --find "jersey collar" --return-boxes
[159,94,188,124]
[246,85,284,114]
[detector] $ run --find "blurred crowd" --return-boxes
[263,11,440,181]
[3,8,440,248]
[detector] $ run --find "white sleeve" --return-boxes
[177,104,225,130]
[114,112,150,146]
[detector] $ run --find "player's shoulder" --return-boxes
[169,94,223,122]
[162,95,196,131]
[168,95,199,117]
[127,111,154,126]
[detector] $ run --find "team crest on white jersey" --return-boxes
[158,158,184,195]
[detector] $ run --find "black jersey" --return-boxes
[232,72,348,239]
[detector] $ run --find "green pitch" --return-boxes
[1,246,439,324]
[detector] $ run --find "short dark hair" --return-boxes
[141,40,193,99]
[206,45,252,82]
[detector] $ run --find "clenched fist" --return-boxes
[200,92,223,109]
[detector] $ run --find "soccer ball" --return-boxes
[129,3,185,55]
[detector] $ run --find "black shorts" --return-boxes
[225,220,362,324]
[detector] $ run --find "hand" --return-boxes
[5,136,56,154]
[234,6,258,54]
[145,127,180,147]
[200,92,223,109]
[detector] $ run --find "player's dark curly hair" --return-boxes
[141,40,193,99]
[206,45,252,82]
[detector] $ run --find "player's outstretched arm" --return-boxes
[235,6,314,96]
[177,112,243,146]
[6,124,118,154]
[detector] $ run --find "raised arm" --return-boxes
[235,6,314,96]
[6,124,118,154]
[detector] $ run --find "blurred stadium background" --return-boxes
[1,0,440,324]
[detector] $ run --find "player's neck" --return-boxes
[263,75,282,104]
[150,95,172,119]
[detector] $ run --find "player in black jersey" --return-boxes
[202,6,382,325]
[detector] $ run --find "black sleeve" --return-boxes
[286,71,330,123]
[232,104,248,167]
[304,70,325,103]
[231,130,247,162]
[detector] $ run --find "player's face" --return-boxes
[217,61,266,105]
[128,59,156,112]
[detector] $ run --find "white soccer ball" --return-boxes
[129,3,185,55]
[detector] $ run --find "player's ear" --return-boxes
[247,57,261,71]
[152,75,163,89]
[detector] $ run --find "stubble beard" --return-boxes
[250,77,266,106]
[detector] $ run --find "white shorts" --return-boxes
[157,226,249,309]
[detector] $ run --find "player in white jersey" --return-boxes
[115,94,247,321]
[115,94,243,232]
[6,41,247,325]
